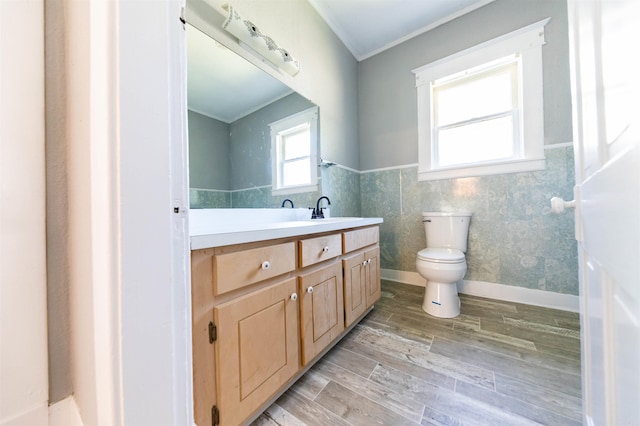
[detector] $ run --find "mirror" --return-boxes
[187,24,321,209]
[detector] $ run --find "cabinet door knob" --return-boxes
[261,261,271,270]
[307,286,314,294]
[362,260,368,266]
[290,293,298,301]
[322,246,330,253]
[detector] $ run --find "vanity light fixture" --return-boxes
[221,3,301,76]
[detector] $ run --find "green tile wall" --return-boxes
[191,166,361,217]
[189,189,231,208]
[360,146,578,295]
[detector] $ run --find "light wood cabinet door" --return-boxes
[213,278,299,425]
[364,246,380,308]
[298,262,344,365]
[342,252,367,327]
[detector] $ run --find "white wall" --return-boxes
[0,0,49,425]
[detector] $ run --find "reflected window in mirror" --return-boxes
[270,107,319,195]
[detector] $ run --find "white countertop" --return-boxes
[189,209,383,249]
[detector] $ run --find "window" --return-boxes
[413,19,549,181]
[270,107,318,195]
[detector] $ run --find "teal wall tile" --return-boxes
[227,166,361,216]
[361,169,402,217]
[189,189,231,208]
[360,146,579,296]
[230,186,273,208]
[192,147,578,296]
[320,166,361,217]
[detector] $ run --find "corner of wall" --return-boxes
[49,396,84,426]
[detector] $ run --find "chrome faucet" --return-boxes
[312,196,331,219]
[281,199,294,208]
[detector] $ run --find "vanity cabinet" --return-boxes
[191,224,380,426]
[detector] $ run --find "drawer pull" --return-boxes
[261,261,271,270]
[307,286,314,294]
[322,246,330,253]
[290,293,298,301]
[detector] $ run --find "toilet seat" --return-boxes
[417,248,465,264]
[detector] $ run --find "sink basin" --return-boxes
[303,217,364,224]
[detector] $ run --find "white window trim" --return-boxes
[413,18,549,181]
[270,106,319,196]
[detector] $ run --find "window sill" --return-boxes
[418,157,545,181]
[272,183,318,196]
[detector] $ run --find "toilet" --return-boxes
[416,212,472,318]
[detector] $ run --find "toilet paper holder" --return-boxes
[550,197,576,214]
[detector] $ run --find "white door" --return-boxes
[568,1,640,425]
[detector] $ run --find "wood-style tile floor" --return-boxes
[252,280,582,426]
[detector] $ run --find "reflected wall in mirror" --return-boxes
[187,24,326,210]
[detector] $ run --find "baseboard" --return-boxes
[380,269,426,286]
[49,395,83,426]
[381,269,579,312]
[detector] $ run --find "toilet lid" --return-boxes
[417,248,465,263]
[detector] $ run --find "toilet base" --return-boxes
[422,281,461,318]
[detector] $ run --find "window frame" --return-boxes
[270,106,319,195]
[413,19,549,181]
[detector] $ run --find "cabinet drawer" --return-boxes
[299,234,342,268]
[213,242,296,295]
[343,226,379,253]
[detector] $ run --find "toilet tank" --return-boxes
[422,212,472,252]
